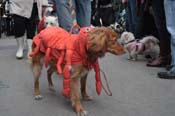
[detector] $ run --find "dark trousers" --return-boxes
[14,3,38,39]
[91,7,115,26]
[151,0,171,58]
[126,0,143,38]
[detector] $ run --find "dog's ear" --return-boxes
[88,28,108,53]
[54,17,59,25]
[88,34,107,52]
[88,27,125,56]
[101,27,125,55]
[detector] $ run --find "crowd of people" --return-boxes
[0,0,175,79]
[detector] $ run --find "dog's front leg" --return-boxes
[130,50,137,61]
[71,65,88,116]
[71,78,88,116]
[127,53,132,60]
[32,54,45,100]
[81,75,93,101]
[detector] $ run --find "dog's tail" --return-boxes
[140,35,159,45]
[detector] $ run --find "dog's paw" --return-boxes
[49,86,56,92]
[77,110,88,116]
[127,56,132,60]
[34,95,43,100]
[82,95,93,101]
[131,58,137,61]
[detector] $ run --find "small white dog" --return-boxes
[44,16,58,27]
[38,6,59,32]
[120,31,160,61]
[44,7,59,27]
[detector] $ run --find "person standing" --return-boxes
[122,0,144,38]
[10,0,48,59]
[157,0,175,79]
[54,0,91,32]
[146,0,171,67]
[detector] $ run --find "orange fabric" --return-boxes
[30,26,102,98]
[93,60,102,95]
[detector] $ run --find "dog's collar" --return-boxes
[124,39,135,44]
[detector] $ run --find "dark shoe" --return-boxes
[147,57,169,67]
[157,72,175,79]
[166,65,173,71]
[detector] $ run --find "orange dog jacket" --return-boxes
[30,26,102,98]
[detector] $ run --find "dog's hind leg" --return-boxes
[130,50,137,61]
[81,75,93,101]
[47,63,56,92]
[31,53,45,100]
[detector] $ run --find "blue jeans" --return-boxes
[55,0,91,32]
[126,0,142,38]
[164,0,175,73]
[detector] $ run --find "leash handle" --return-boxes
[69,23,80,34]
[100,68,112,96]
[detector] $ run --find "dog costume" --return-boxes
[30,26,102,98]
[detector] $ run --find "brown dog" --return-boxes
[30,26,124,116]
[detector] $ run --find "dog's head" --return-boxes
[87,27,125,57]
[43,6,59,28]
[120,31,135,45]
[110,22,125,34]
[44,16,59,27]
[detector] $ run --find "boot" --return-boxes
[27,39,33,58]
[16,37,24,59]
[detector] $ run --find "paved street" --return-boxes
[1,36,175,116]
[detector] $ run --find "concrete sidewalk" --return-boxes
[1,37,175,116]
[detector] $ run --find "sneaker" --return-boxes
[157,71,175,79]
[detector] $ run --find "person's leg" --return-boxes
[129,0,143,38]
[26,3,38,58]
[0,17,1,38]
[99,7,115,26]
[55,0,73,31]
[164,0,175,71]
[158,0,175,79]
[75,0,91,27]
[125,2,134,32]
[91,0,100,26]
[13,15,26,59]
[147,0,171,67]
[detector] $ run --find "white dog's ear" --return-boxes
[54,16,58,20]
[54,17,59,26]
